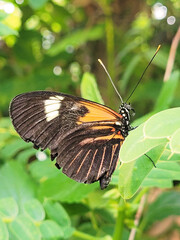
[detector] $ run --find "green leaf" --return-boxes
[47,25,104,56]
[0,198,18,220]
[0,23,18,36]
[1,139,32,160]
[29,159,59,182]
[141,156,180,188]
[147,161,180,180]
[118,145,164,199]
[120,108,180,163]
[23,199,45,222]
[9,215,41,240]
[142,178,173,188]
[0,162,35,210]
[38,173,98,203]
[28,0,48,9]
[44,200,74,238]
[160,148,180,161]
[169,128,180,153]
[142,191,180,229]
[44,200,70,227]
[40,220,64,239]
[0,219,8,240]
[16,148,37,164]
[81,72,104,104]
[120,55,141,91]
[144,107,180,138]
[120,122,167,163]
[154,71,179,111]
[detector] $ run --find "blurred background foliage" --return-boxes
[0,0,180,239]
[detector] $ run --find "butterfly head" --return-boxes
[119,103,135,136]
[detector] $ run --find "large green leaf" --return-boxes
[120,122,167,163]
[118,145,164,199]
[120,108,180,163]
[81,72,104,104]
[144,107,180,138]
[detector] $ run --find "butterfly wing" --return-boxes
[10,91,125,189]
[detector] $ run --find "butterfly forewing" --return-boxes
[10,91,125,189]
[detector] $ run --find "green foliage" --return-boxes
[81,72,104,104]
[0,22,18,36]
[0,0,179,239]
[140,191,180,231]
[28,0,49,9]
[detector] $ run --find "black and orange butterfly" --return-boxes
[9,47,160,189]
[9,90,134,189]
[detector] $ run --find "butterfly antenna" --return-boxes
[98,59,124,104]
[125,45,161,103]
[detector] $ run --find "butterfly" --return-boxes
[9,90,135,189]
[9,46,161,189]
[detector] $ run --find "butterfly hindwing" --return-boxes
[10,91,124,189]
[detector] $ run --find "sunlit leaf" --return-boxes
[144,107,180,138]
[169,128,180,154]
[81,72,104,104]
[23,199,45,222]
[120,108,180,163]
[120,122,167,163]
[0,198,18,220]
[40,220,64,239]
[119,145,164,199]
[9,215,41,240]
[0,219,8,240]
[0,23,18,36]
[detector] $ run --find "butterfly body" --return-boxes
[10,91,134,189]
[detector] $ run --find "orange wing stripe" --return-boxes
[95,133,124,141]
[78,101,122,123]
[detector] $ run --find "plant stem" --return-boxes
[89,210,99,231]
[113,198,126,240]
[129,194,146,240]
[73,230,100,240]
